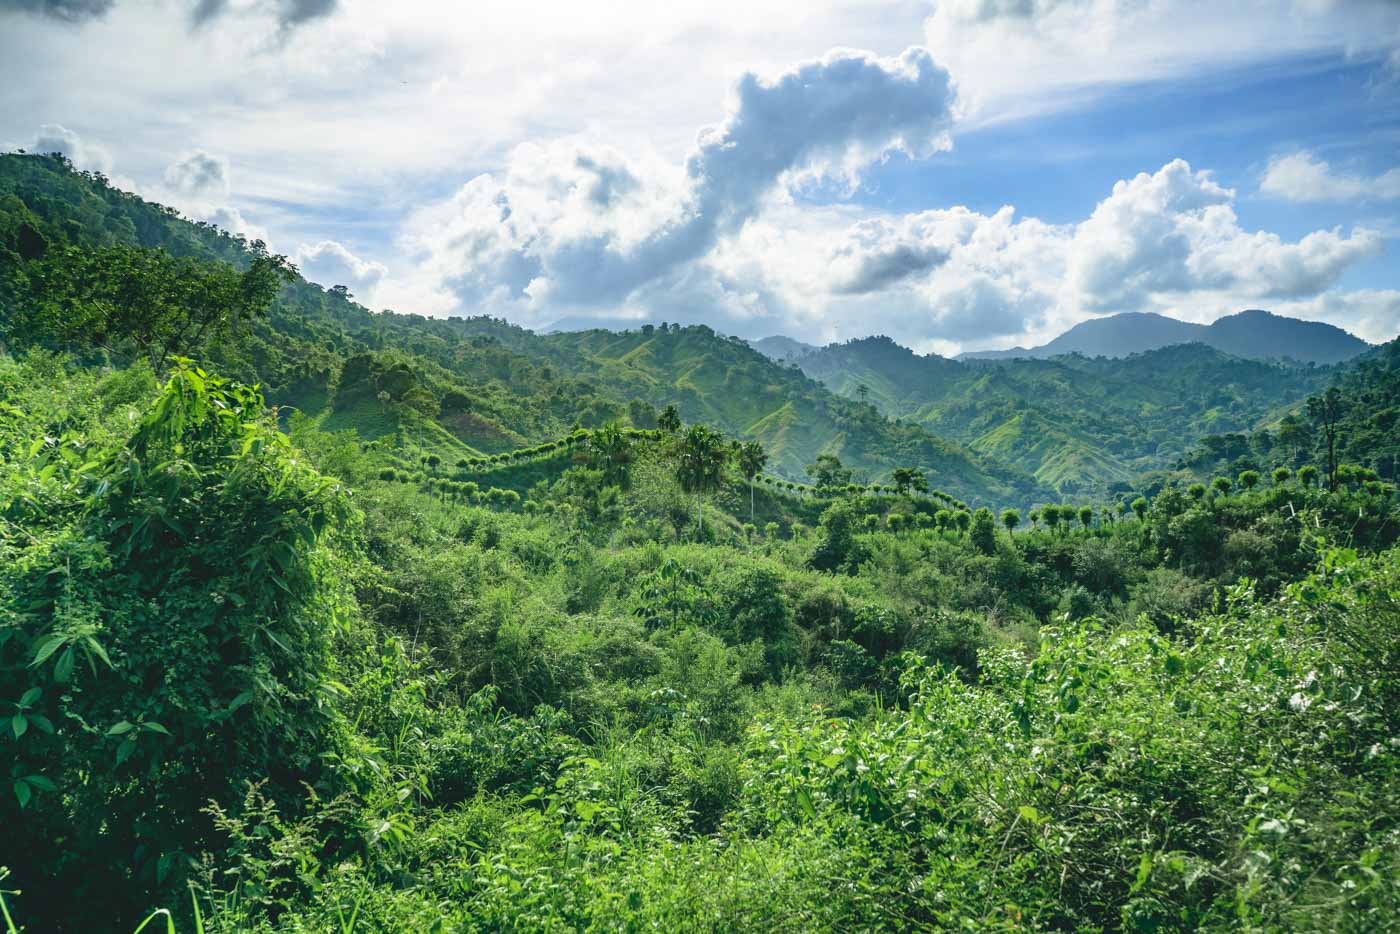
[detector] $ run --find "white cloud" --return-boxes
[204,206,270,245]
[293,239,388,292]
[1273,289,1400,344]
[398,144,1388,351]
[25,122,112,173]
[399,46,958,326]
[805,159,1383,348]
[1260,150,1400,203]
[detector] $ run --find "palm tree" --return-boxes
[735,439,768,523]
[589,421,632,486]
[658,404,682,434]
[676,424,729,536]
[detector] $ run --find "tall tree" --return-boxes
[1001,508,1021,538]
[1306,387,1345,491]
[676,424,729,535]
[735,439,768,523]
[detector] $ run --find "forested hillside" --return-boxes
[3,150,1400,932]
[0,153,1046,508]
[796,336,1333,494]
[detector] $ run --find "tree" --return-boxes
[891,467,921,496]
[1028,508,1040,530]
[1188,483,1207,502]
[1299,465,1319,488]
[676,424,729,535]
[1131,497,1149,522]
[1276,415,1309,462]
[1001,508,1021,538]
[1212,476,1232,496]
[1306,387,1344,491]
[589,420,633,486]
[1042,504,1062,533]
[1238,469,1260,491]
[1271,466,1290,486]
[1078,505,1094,530]
[735,439,768,523]
[807,454,852,490]
[658,404,682,434]
[809,499,864,572]
[970,507,997,554]
[954,510,972,534]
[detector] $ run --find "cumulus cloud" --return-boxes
[25,123,112,173]
[1068,159,1381,310]
[204,205,270,245]
[294,239,388,292]
[402,47,957,324]
[163,149,230,198]
[814,159,1382,347]
[1260,151,1400,203]
[0,0,115,22]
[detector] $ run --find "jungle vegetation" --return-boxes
[2,152,1399,932]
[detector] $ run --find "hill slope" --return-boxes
[0,153,1047,507]
[797,336,1332,493]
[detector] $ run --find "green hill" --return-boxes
[796,336,1332,494]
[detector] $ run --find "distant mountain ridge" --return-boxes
[957,310,1371,364]
[748,335,818,362]
[790,336,1334,494]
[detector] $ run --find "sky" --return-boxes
[2,0,1399,355]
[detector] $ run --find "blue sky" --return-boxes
[2,0,1398,353]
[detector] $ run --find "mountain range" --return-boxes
[955,310,1370,364]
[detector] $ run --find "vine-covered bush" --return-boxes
[1,361,354,927]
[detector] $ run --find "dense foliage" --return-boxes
[2,151,1399,932]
